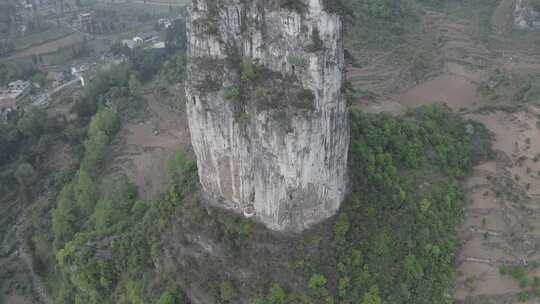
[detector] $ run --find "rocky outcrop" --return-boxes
[185,0,349,232]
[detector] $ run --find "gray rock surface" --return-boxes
[185,0,349,232]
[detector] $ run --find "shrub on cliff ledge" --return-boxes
[224,86,241,101]
[241,60,258,82]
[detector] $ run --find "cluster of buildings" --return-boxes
[122,31,163,50]
[78,12,94,33]
[0,80,31,119]
[0,57,119,123]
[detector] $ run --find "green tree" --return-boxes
[334,105,493,303]
[15,162,36,201]
[219,280,236,303]
[126,280,144,304]
[161,53,186,83]
[52,183,77,249]
[157,290,178,304]
[93,199,114,232]
[404,254,424,280]
[308,274,333,303]
[267,284,286,304]
[88,109,119,137]
[308,274,327,290]
[15,162,35,188]
[31,72,47,87]
[74,169,97,217]
[362,286,381,304]
[82,130,109,171]
[156,288,185,304]
[93,176,136,232]
[241,61,256,81]
[17,107,47,137]
[166,149,195,186]
[128,74,143,97]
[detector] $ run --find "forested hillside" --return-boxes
[0,1,499,303]
[27,96,492,303]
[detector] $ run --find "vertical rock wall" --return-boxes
[185,0,349,232]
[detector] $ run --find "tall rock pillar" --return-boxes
[185,0,349,232]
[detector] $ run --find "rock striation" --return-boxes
[185,0,349,232]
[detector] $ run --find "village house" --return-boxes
[158,18,172,29]
[122,39,137,49]
[133,31,160,46]
[8,80,31,94]
[71,64,90,87]
[0,80,30,121]
[78,13,94,33]
[71,64,89,77]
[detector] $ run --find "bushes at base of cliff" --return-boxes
[47,102,493,304]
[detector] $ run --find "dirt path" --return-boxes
[6,33,84,59]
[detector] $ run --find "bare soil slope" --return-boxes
[108,84,191,201]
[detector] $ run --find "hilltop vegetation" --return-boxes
[0,24,188,301]
[2,39,492,302]
[29,94,491,303]
[331,106,492,303]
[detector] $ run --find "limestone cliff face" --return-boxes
[185,0,349,232]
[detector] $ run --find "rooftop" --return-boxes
[135,31,160,41]
[9,80,29,87]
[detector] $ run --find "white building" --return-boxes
[158,18,172,29]
[122,39,137,49]
[71,64,89,87]
[151,41,165,49]
[71,64,89,76]
[0,80,30,118]
[133,31,160,45]
[8,80,30,93]
[78,13,94,32]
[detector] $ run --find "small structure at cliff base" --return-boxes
[185,0,350,232]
